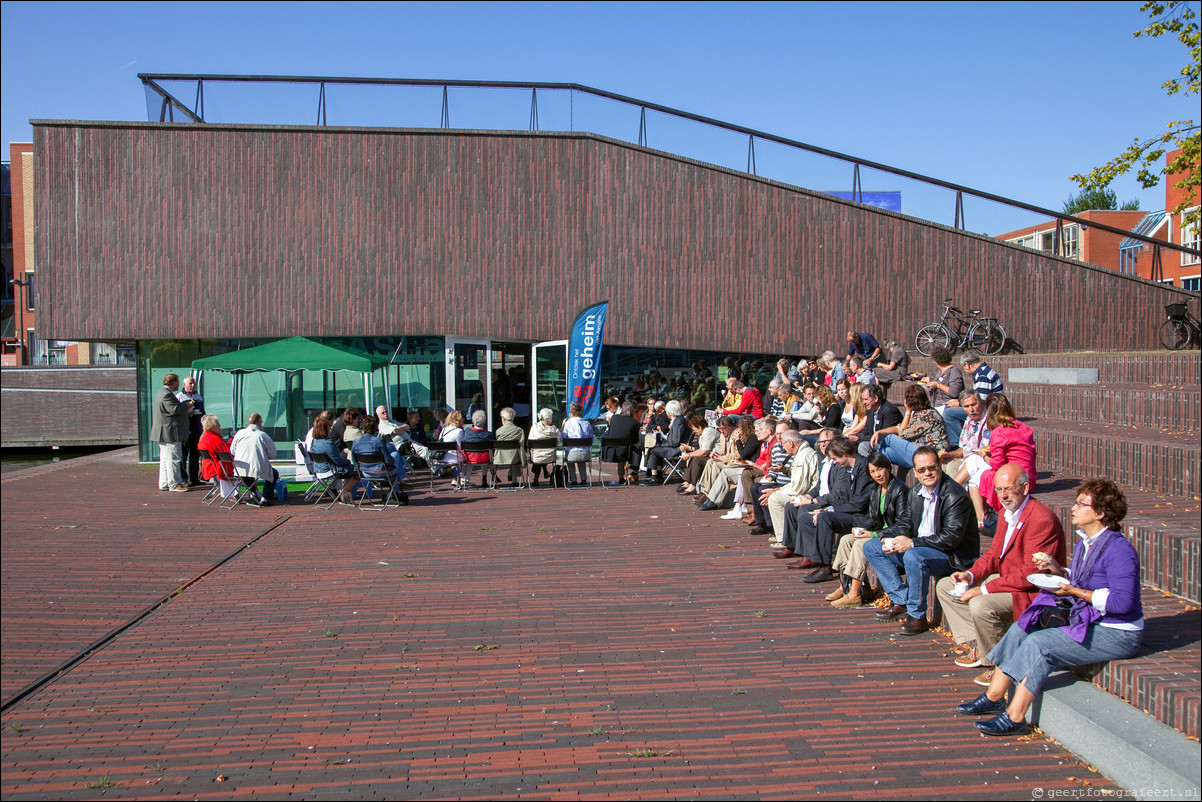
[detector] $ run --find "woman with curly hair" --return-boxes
[957,479,1141,736]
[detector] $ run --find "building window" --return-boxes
[1060,224,1079,259]
[1182,276,1201,293]
[1038,231,1055,252]
[1181,208,1200,266]
[23,271,34,311]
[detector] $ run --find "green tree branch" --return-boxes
[1071,1,1201,227]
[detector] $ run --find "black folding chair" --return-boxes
[661,451,687,484]
[423,442,462,493]
[351,451,409,510]
[559,436,595,489]
[197,448,222,505]
[215,452,262,509]
[599,433,637,487]
[525,437,560,490]
[459,440,497,492]
[491,435,527,491]
[306,450,343,510]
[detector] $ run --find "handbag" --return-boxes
[1033,598,1073,630]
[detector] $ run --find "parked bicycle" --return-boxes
[1159,301,1201,351]
[915,299,1006,356]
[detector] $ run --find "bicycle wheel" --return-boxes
[969,320,1006,356]
[915,324,951,356]
[1159,318,1191,351]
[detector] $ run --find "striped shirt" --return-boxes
[971,362,1004,398]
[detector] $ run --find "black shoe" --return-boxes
[956,693,1007,716]
[748,525,772,536]
[975,711,1029,736]
[801,566,836,584]
[698,500,718,511]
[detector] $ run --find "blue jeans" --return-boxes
[863,540,953,619]
[877,434,919,469]
[988,622,1142,697]
[942,406,967,447]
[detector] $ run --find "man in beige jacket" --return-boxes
[750,428,828,547]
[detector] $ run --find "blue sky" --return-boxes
[2,0,1196,234]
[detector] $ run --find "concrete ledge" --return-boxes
[1008,367,1100,385]
[1034,673,1201,800]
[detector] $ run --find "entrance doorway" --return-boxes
[445,340,557,431]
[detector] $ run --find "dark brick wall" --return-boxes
[0,367,137,446]
[34,121,1196,353]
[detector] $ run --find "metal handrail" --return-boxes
[138,73,1201,261]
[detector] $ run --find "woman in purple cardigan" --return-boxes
[955,478,1142,735]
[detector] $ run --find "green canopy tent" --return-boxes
[190,336,395,433]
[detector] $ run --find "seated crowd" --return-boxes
[188,335,1145,737]
[594,336,1140,738]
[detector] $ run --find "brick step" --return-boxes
[1033,474,1200,603]
[1030,418,1200,499]
[907,351,1199,387]
[1003,383,1201,432]
[1069,587,1201,740]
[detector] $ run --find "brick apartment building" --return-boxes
[998,149,1200,292]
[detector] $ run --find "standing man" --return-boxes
[935,464,1064,686]
[231,413,280,505]
[863,446,978,635]
[846,331,883,368]
[177,376,206,486]
[153,373,192,492]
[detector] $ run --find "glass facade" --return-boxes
[135,335,791,462]
[136,336,445,462]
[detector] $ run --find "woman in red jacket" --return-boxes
[198,414,236,499]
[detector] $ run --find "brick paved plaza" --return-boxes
[0,449,1168,799]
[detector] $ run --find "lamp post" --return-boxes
[10,278,30,365]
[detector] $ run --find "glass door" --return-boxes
[445,338,493,430]
[531,340,568,426]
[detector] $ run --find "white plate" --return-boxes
[1027,573,1069,590]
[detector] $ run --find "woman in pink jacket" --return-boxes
[973,394,1036,528]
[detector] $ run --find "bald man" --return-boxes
[935,463,1066,687]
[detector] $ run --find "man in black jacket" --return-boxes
[863,445,978,635]
[853,383,903,458]
[775,436,871,577]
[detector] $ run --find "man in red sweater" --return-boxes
[935,463,1065,686]
[724,379,764,419]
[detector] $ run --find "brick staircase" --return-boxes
[908,350,1200,739]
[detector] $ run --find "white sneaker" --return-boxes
[720,507,743,520]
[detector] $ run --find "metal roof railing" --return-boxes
[138,74,1200,269]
